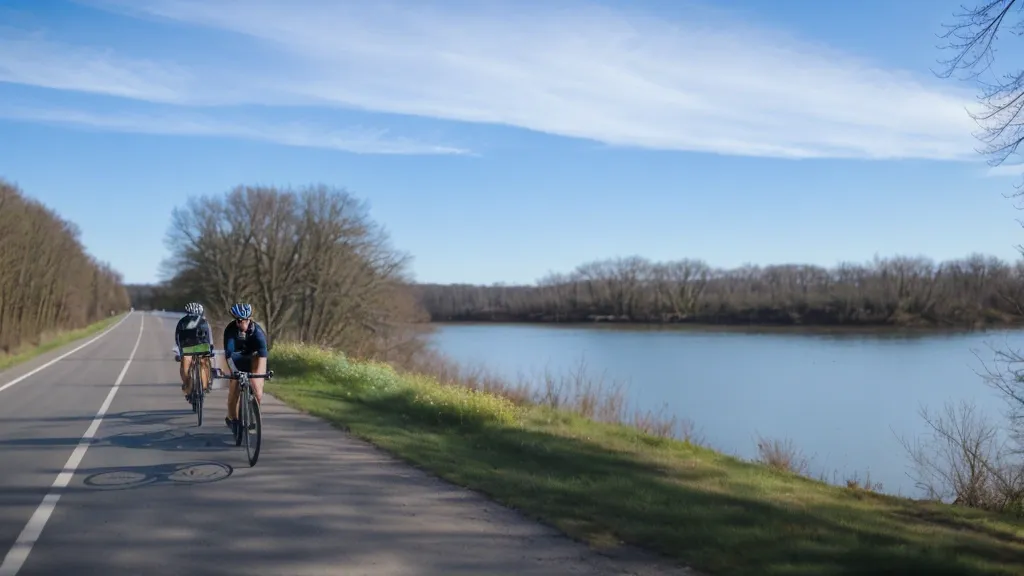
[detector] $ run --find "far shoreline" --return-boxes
[426,318,1024,338]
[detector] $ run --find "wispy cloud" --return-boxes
[0,28,193,103]
[8,0,985,160]
[0,105,470,155]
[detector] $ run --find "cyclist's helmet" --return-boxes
[230,302,253,320]
[184,302,204,317]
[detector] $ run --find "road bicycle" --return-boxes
[178,347,215,427]
[213,367,273,467]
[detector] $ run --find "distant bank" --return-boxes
[414,253,1024,329]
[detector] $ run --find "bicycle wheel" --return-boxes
[188,359,198,412]
[195,379,204,427]
[244,395,262,467]
[191,359,204,427]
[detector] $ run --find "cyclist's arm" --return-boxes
[253,325,269,358]
[224,328,237,359]
[173,318,184,352]
[201,320,214,352]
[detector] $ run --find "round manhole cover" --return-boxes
[87,470,152,488]
[168,463,231,483]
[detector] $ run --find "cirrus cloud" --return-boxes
[2,0,986,161]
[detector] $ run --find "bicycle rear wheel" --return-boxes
[195,381,204,427]
[244,396,262,467]
[191,360,204,426]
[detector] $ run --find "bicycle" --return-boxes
[212,367,273,467]
[178,346,215,427]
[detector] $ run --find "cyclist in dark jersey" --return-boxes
[220,302,269,431]
[174,302,214,402]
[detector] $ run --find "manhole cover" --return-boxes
[87,470,152,488]
[168,463,230,483]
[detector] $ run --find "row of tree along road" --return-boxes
[0,179,130,355]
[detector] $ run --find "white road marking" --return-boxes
[0,312,133,394]
[0,314,145,576]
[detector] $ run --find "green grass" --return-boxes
[267,342,1024,576]
[0,314,126,373]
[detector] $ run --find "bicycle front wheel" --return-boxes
[244,396,262,467]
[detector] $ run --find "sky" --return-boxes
[1,0,1023,285]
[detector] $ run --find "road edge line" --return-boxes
[0,313,145,576]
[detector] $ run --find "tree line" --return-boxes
[0,179,131,354]
[138,184,428,363]
[415,254,1024,327]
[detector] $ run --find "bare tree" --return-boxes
[160,183,423,360]
[886,3,1024,513]
[939,0,1024,174]
[897,400,1023,513]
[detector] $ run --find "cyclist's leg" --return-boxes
[199,356,212,392]
[249,355,267,404]
[179,354,193,397]
[225,355,246,426]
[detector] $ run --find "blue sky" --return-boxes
[1,0,1022,285]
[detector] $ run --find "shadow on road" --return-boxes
[101,427,237,452]
[1,408,197,426]
[80,461,233,491]
[0,409,237,453]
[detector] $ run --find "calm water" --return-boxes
[427,323,1023,498]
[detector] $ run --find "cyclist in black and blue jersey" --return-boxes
[220,302,269,431]
[174,302,214,402]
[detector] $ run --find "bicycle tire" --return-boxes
[188,359,198,413]
[196,381,204,427]
[245,395,262,467]
[191,359,204,427]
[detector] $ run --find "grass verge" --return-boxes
[267,342,1024,576]
[0,314,126,373]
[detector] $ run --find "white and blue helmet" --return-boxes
[230,302,252,320]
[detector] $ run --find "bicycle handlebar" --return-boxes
[212,369,274,381]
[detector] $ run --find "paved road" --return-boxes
[0,312,694,576]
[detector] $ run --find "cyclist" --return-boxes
[174,302,214,402]
[220,302,269,432]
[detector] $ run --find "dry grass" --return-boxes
[400,348,708,445]
[755,435,810,476]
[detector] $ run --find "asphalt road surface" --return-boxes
[0,312,694,576]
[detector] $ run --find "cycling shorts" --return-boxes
[228,354,255,373]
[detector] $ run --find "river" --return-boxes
[426,322,1022,498]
